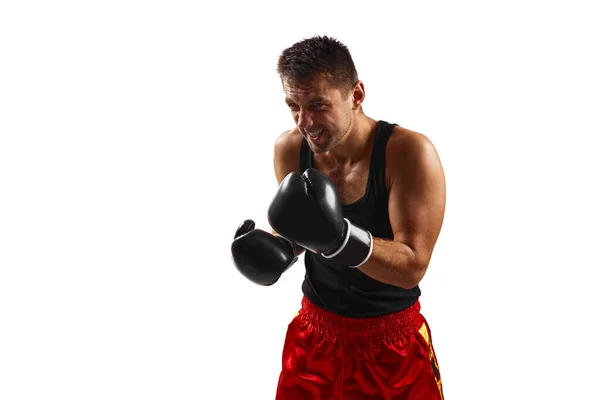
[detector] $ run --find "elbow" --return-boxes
[398,243,430,289]
[395,252,429,289]
[396,263,427,289]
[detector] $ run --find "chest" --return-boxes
[314,160,371,205]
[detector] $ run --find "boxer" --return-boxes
[232,35,446,400]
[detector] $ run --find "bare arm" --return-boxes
[357,129,446,289]
[272,129,306,256]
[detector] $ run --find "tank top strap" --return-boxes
[369,120,397,195]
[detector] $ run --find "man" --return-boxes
[231,35,446,399]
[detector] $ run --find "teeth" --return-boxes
[307,129,323,138]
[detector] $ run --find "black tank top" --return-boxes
[299,120,421,318]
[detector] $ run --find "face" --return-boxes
[283,74,359,153]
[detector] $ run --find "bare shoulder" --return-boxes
[387,126,437,158]
[273,127,304,184]
[385,126,444,186]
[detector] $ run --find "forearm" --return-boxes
[357,238,426,289]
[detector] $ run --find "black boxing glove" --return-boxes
[231,219,298,286]
[267,168,373,268]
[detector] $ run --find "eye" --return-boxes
[312,103,325,110]
[287,103,299,111]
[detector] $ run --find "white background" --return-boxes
[1,1,599,399]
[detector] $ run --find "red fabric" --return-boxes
[276,297,444,400]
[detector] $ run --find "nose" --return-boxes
[297,109,313,130]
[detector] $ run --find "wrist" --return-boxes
[322,219,373,268]
[274,233,300,258]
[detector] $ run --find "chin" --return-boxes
[306,141,326,154]
[310,147,327,154]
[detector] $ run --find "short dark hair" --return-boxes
[277,35,359,93]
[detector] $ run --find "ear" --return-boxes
[351,81,366,110]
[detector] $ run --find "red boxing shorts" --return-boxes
[275,297,444,400]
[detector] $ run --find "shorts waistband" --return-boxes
[297,296,424,346]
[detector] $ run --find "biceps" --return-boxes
[388,163,446,253]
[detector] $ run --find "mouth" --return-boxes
[305,128,324,142]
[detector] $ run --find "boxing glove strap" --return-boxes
[322,219,373,268]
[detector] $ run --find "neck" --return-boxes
[327,113,377,165]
